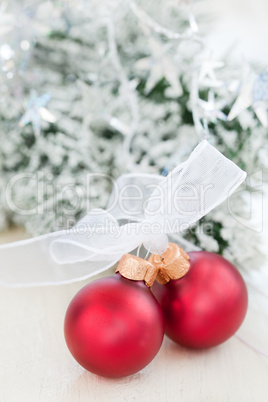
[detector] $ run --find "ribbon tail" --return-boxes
[0,230,94,288]
[0,211,140,287]
[0,230,120,288]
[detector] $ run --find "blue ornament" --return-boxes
[253,71,268,102]
[161,167,169,177]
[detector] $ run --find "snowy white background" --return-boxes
[199,0,268,63]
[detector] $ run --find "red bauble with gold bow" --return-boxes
[152,250,248,349]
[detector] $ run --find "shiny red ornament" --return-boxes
[64,274,164,378]
[152,251,248,349]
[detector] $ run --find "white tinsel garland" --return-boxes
[0,0,267,270]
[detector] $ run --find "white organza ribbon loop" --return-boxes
[0,140,246,287]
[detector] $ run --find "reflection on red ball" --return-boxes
[64,274,164,378]
[152,251,248,349]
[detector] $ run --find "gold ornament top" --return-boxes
[116,254,158,287]
[148,243,190,284]
[116,243,190,287]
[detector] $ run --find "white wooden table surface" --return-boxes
[0,227,268,402]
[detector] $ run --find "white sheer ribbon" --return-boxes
[0,140,246,287]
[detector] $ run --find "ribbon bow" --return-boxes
[0,140,246,287]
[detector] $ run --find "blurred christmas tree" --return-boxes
[0,0,267,269]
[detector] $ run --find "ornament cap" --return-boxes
[149,243,190,284]
[116,243,190,287]
[116,254,158,287]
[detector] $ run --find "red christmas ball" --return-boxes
[152,251,248,349]
[64,274,164,378]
